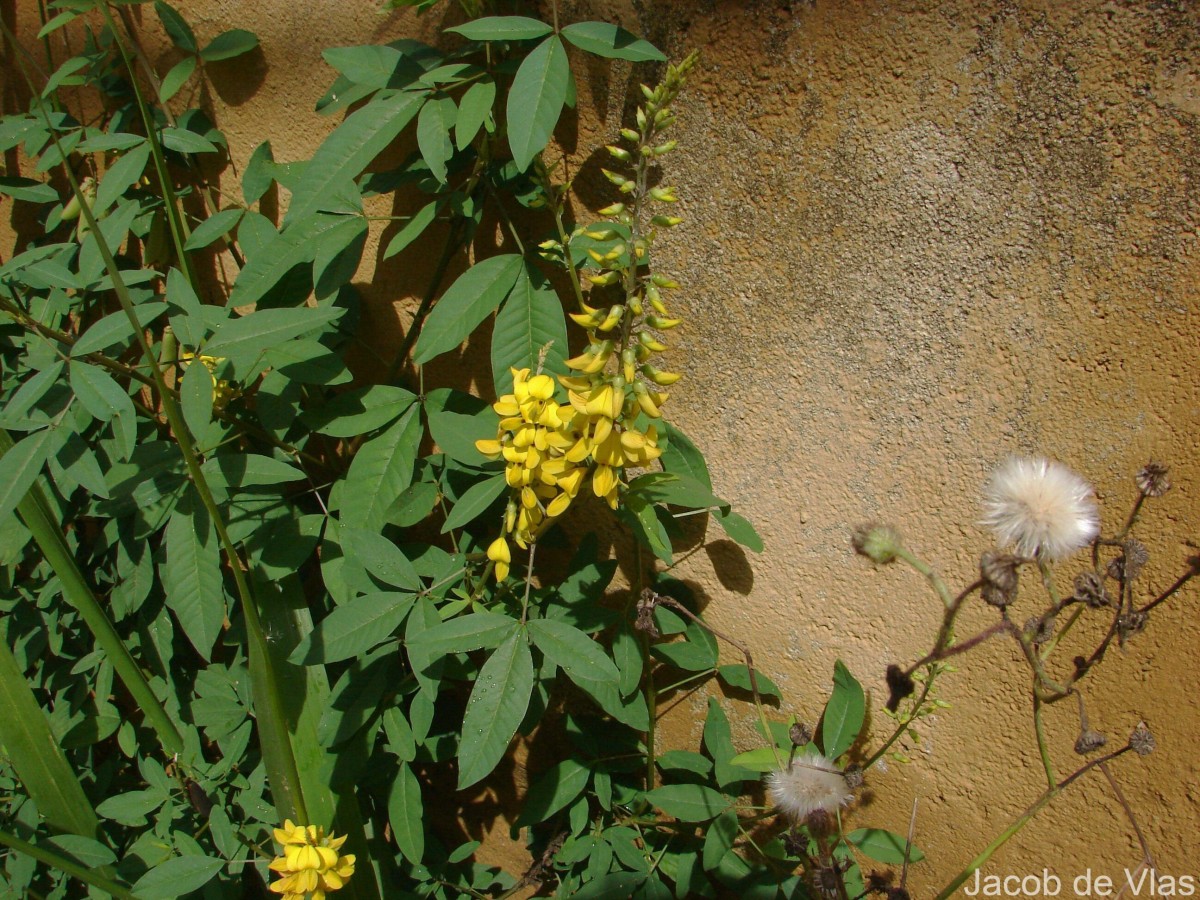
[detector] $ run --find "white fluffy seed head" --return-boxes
[765,754,852,823]
[980,456,1100,561]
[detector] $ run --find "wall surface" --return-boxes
[4,0,1199,895]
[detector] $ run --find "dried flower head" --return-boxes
[789,722,813,747]
[1072,571,1110,609]
[1074,729,1107,755]
[269,820,355,900]
[766,754,853,823]
[1025,615,1055,646]
[1136,461,1171,497]
[1117,610,1149,646]
[1108,540,1150,583]
[980,551,1021,608]
[981,457,1100,561]
[1129,722,1156,756]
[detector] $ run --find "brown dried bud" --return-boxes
[816,864,843,898]
[981,551,1021,608]
[1117,610,1148,646]
[852,524,903,565]
[790,722,813,747]
[1136,461,1170,497]
[1129,721,1156,756]
[805,808,835,836]
[842,764,865,790]
[782,829,807,858]
[1025,615,1055,646]
[1074,729,1107,755]
[1072,571,1110,608]
[635,589,661,639]
[1123,540,1149,581]
[885,665,916,712]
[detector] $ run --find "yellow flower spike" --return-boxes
[527,374,555,400]
[642,364,682,386]
[646,315,682,330]
[546,492,572,517]
[475,438,502,457]
[587,270,621,286]
[593,464,618,500]
[622,349,638,382]
[597,306,624,332]
[270,821,356,899]
[584,384,615,418]
[637,331,668,353]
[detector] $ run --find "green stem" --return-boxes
[0,830,137,899]
[896,547,955,609]
[1032,693,1056,789]
[15,48,308,823]
[98,3,197,286]
[864,667,934,771]
[934,747,1129,900]
[0,428,185,757]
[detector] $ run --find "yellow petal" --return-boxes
[546,492,572,517]
[487,537,511,564]
[593,465,617,499]
[475,438,502,457]
[494,560,510,581]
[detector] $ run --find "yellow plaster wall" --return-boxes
[4,0,1199,894]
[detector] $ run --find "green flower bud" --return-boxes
[851,524,904,565]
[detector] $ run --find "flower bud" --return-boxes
[652,140,678,156]
[584,228,618,240]
[597,202,626,217]
[651,274,680,290]
[598,305,624,332]
[587,270,621,286]
[619,128,639,142]
[650,215,683,228]
[648,186,678,202]
[606,144,632,162]
[852,524,902,565]
[601,168,628,187]
[646,314,681,330]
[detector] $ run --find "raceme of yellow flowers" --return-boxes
[268,820,356,900]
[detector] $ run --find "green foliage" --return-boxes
[0,4,923,898]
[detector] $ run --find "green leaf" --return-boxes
[388,762,425,864]
[200,452,303,488]
[0,176,58,203]
[184,207,244,251]
[715,508,763,552]
[572,872,647,900]
[506,36,569,171]
[203,306,344,359]
[651,621,717,672]
[95,789,164,825]
[457,632,534,788]
[263,339,351,386]
[0,638,99,838]
[727,747,781,774]
[342,406,423,531]
[180,363,214,439]
[561,22,667,61]
[0,430,54,527]
[413,254,524,364]
[41,835,115,869]
[660,421,712,490]
[302,385,416,437]
[323,45,419,89]
[455,78,495,149]
[132,855,224,899]
[717,664,782,700]
[71,302,168,356]
[289,592,414,665]
[820,660,865,760]
[446,16,553,41]
[341,527,421,591]
[528,618,621,684]
[624,492,672,564]
[845,828,925,864]
[383,198,442,259]
[424,388,495,466]
[160,126,218,154]
[243,140,275,204]
[69,361,133,423]
[491,263,568,396]
[643,784,729,822]
[155,1,197,53]
[408,611,518,660]
[416,94,456,184]
[656,750,713,777]
[441,472,506,533]
[94,142,151,215]
[515,758,590,826]
[285,90,425,225]
[163,495,225,660]
[629,471,725,511]
[704,697,756,788]
[160,56,197,102]
[313,215,368,299]
[226,212,343,307]
[200,28,259,61]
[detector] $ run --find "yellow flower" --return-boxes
[487,537,512,581]
[268,820,355,900]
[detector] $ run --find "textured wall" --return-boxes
[5,0,1199,894]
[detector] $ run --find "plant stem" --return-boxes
[1032,693,1056,789]
[0,830,137,899]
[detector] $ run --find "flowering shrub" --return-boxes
[0,2,1194,899]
